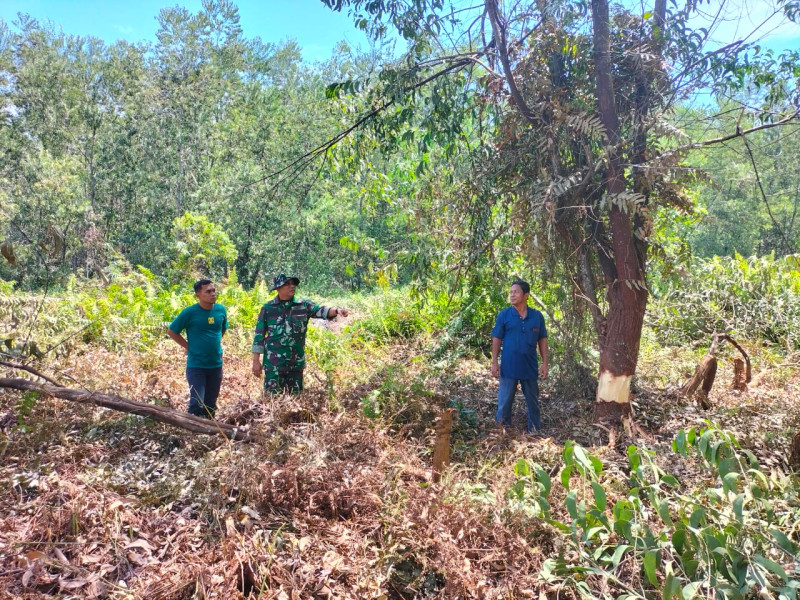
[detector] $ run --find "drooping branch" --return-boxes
[248,57,480,189]
[672,110,800,153]
[0,377,261,442]
[485,0,539,127]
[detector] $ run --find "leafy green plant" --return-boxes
[508,426,800,599]
[650,253,800,350]
[347,290,430,343]
[170,212,238,282]
[14,391,39,433]
[358,364,433,426]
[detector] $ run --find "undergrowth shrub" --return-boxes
[507,423,800,599]
[650,253,800,351]
[359,363,434,425]
[346,290,430,343]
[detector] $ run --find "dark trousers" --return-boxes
[263,368,304,394]
[186,367,223,418]
[496,377,541,432]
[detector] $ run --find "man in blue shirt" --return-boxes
[491,279,549,432]
[167,279,228,418]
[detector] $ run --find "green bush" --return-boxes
[346,290,430,343]
[508,424,800,599]
[649,253,800,349]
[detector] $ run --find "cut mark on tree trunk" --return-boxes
[596,371,632,404]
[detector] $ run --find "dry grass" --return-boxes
[1,337,798,599]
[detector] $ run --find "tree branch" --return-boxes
[485,0,539,127]
[248,58,476,189]
[0,361,62,387]
[740,130,796,254]
[674,110,800,153]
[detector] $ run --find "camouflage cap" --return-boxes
[270,273,300,291]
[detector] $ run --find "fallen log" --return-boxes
[0,377,260,442]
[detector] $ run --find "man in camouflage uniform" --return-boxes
[251,273,349,394]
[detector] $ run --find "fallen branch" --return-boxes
[0,361,63,387]
[0,377,260,442]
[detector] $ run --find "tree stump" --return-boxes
[681,355,717,410]
[680,333,750,410]
[790,431,800,470]
[732,358,747,391]
[432,408,455,482]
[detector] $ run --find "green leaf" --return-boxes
[689,508,706,527]
[661,474,680,487]
[672,528,686,554]
[573,444,589,475]
[733,493,744,523]
[547,519,571,533]
[584,526,606,541]
[681,581,703,599]
[614,519,634,543]
[560,465,573,490]
[514,458,531,477]
[644,548,660,586]
[663,571,681,600]
[753,554,788,583]
[715,584,744,600]
[607,543,629,568]
[722,472,740,494]
[673,430,689,456]
[769,528,799,555]
[718,457,739,478]
[535,466,552,496]
[565,491,578,519]
[658,499,673,526]
[591,481,607,511]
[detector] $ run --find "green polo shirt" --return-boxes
[169,303,228,369]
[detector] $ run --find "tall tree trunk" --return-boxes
[591,0,648,426]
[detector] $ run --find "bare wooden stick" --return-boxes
[0,377,260,442]
[0,361,63,387]
[790,431,800,470]
[719,333,751,383]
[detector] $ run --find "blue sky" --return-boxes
[0,0,797,60]
[0,0,373,62]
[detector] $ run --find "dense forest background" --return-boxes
[1,1,798,294]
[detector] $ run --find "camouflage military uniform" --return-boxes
[251,297,332,393]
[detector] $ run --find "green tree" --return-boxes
[320,0,800,427]
[170,211,237,281]
[684,105,800,257]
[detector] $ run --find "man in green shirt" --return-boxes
[168,279,228,418]
[251,273,348,394]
